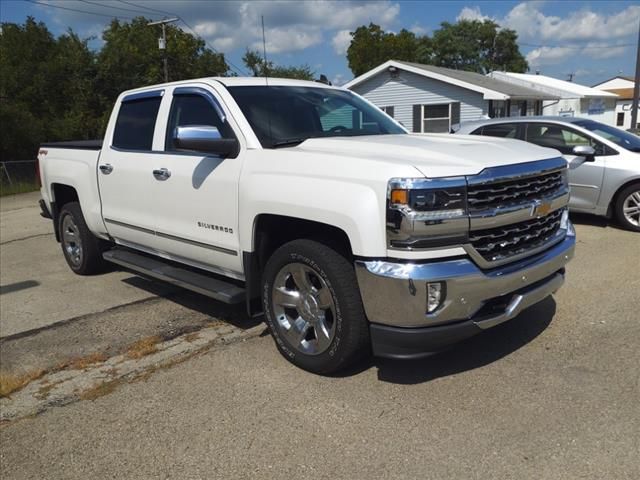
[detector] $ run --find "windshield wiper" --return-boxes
[271,138,308,148]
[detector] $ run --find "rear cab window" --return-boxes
[112,92,163,151]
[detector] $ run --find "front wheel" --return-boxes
[615,184,640,232]
[262,240,370,374]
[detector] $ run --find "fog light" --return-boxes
[427,282,445,313]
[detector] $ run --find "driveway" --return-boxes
[1,198,638,479]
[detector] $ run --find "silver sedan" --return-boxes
[456,117,640,231]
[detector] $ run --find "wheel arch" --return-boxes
[607,178,640,217]
[50,183,80,242]
[243,214,355,314]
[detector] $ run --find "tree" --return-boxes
[345,20,527,77]
[96,17,229,128]
[346,24,428,77]
[431,20,527,73]
[0,17,99,161]
[242,49,314,80]
[0,16,231,163]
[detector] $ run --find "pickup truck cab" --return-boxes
[38,77,575,373]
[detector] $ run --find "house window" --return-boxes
[381,106,394,118]
[617,112,625,126]
[489,100,508,118]
[417,103,460,133]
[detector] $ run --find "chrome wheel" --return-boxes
[272,263,336,355]
[623,190,640,227]
[62,214,83,267]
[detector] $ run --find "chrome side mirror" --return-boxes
[173,125,239,158]
[572,145,596,161]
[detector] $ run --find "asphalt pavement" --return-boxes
[0,193,638,479]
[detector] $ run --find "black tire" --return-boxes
[262,239,370,374]
[614,183,640,232]
[58,202,108,275]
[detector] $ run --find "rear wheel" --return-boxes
[262,239,370,374]
[615,184,640,232]
[58,202,108,275]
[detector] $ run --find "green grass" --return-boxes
[0,181,39,197]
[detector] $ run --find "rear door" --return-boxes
[98,90,164,250]
[150,84,244,278]
[524,122,606,210]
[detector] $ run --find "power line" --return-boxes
[178,17,248,76]
[116,0,176,17]
[521,42,634,50]
[78,0,158,17]
[27,0,248,76]
[25,0,134,20]
[116,1,248,76]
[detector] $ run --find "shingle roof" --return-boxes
[394,61,558,100]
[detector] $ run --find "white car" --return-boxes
[456,117,640,231]
[37,78,575,373]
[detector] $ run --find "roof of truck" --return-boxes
[212,77,340,88]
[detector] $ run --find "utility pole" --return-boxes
[631,19,640,131]
[147,18,178,83]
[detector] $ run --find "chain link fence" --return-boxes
[0,160,39,196]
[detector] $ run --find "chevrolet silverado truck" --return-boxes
[37,77,575,374]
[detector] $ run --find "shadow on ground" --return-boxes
[569,212,617,229]
[336,297,557,385]
[121,275,263,332]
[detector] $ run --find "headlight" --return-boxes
[387,177,469,249]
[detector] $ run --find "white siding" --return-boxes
[351,71,487,131]
[542,98,617,126]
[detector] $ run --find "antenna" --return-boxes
[261,15,269,82]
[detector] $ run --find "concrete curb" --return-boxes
[0,323,265,422]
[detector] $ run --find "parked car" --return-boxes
[456,117,640,231]
[37,78,575,374]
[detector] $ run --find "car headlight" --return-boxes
[387,177,469,249]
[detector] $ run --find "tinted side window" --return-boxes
[526,123,604,155]
[481,123,519,139]
[113,97,162,150]
[165,94,233,151]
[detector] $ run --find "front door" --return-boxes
[150,85,244,278]
[525,123,606,211]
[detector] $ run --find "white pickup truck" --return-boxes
[38,77,575,373]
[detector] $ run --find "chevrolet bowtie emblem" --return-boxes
[531,200,552,217]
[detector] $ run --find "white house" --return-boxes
[488,72,618,126]
[592,76,636,130]
[344,60,558,133]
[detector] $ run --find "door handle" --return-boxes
[99,164,113,174]
[152,168,171,180]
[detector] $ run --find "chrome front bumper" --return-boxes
[355,227,575,331]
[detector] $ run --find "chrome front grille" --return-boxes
[467,170,564,211]
[469,209,564,263]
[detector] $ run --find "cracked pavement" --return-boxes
[1,193,639,479]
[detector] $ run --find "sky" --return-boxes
[0,0,638,87]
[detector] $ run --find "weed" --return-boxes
[125,336,162,359]
[0,370,46,398]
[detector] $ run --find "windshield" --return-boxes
[573,120,640,152]
[227,85,406,148]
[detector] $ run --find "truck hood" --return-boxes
[295,133,560,178]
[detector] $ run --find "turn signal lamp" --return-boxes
[390,189,408,205]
